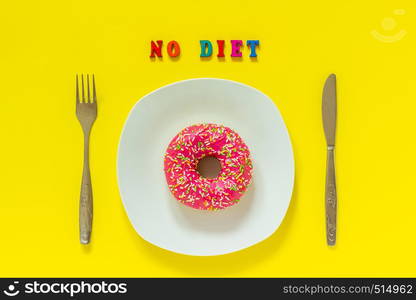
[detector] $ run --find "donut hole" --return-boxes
[196,156,222,179]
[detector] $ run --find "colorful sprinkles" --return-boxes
[164,124,253,210]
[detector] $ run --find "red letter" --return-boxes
[167,40,180,57]
[217,40,225,57]
[150,40,163,57]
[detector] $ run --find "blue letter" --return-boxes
[247,40,259,57]
[200,40,213,57]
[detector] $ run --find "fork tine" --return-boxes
[76,74,80,103]
[81,74,85,103]
[87,74,91,103]
[92,74,97,103]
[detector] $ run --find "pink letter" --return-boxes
[230,40,243,57]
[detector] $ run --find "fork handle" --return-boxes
[80,134,93,244]
[325,146,337,246]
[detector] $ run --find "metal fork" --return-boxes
[76,74,97,244]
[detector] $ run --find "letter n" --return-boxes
[150,40,163,57]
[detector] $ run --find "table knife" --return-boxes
[322,73,337,246]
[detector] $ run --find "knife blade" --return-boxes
[322,74,337,146]
[322,73,337,246]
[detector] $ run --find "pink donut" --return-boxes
[164,124,253,210]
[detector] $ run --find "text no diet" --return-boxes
[150,40,260,58]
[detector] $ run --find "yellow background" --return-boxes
[0,0,415,277]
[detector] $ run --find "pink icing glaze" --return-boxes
[164,124,253,210]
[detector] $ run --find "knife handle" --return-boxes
[325,146,337,246]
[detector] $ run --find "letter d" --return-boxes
[200,40,213,57]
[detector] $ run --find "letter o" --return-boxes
[91,283,102,293]
[107,283,119,293]
[40,284,51,293]
[167,40,180,57]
